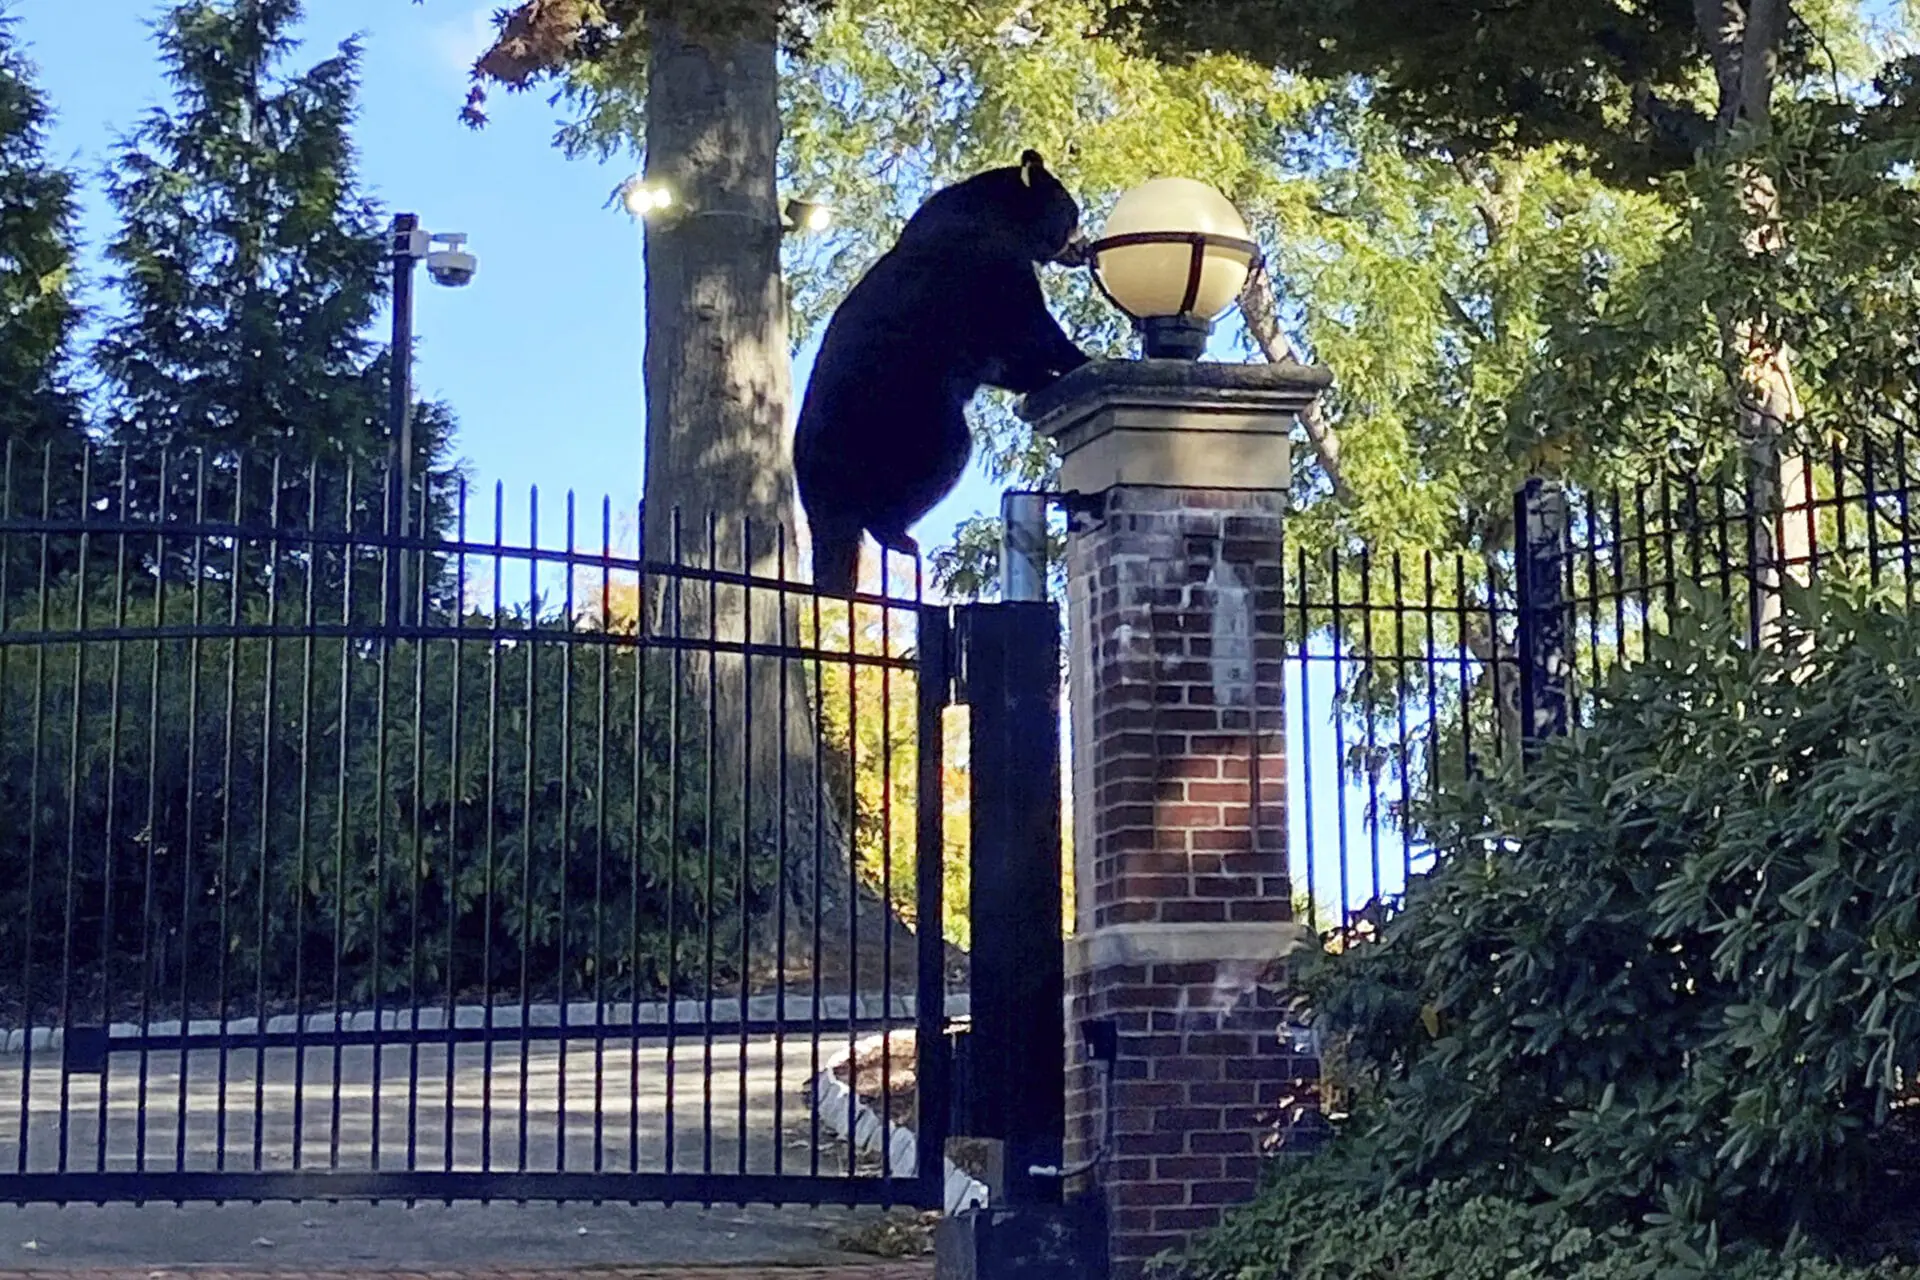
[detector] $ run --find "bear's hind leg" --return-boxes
[867,528,922,594]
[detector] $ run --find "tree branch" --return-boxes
[1438,287,1488,344]
[1739,0,1784,131]
[1695,0,1747,133]
[1451,156,1503,246]
[1241,263,1350,501]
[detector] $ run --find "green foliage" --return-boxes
[1181,1166,1920,1280]
[0,13,86,598]
[0,567,777,1021]
[1183,582,1920,1279]
[1522,94,1920,472]
[94,0,454,510]
[1241,582,1920,1267]
[1116,0,1863,182]
[0,14,81,458]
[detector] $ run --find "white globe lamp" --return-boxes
[1085,178,1260,359]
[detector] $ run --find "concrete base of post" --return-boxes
[935,1199,1110,1280]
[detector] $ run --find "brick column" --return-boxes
[1023,359,1330,1278]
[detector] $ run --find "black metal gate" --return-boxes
[0,445,975,1209]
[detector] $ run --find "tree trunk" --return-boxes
[1694,0,1808,644]
[641,0,841,929]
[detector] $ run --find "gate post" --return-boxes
[956,600,1066,1207]
[1019,359,1330,1279]
[1514,478,1571,752]
[940,601,1114,1279]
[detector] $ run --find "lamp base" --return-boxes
[1139,314,1211,360]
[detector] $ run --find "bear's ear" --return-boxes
[1019,149,1045,186]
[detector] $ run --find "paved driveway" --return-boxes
[0,1033,893,1177]
[0,1032,929,1270]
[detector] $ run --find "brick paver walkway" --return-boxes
[0,1269,933,1279]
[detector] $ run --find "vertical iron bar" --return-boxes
[1327,548,1351,928]
[1583,492,1603,698]
[443,478,467,1181]
[1515,477,1570,752]
[913,599,951,1208]
[1358,554,1381,915]
[1610,490,1627,708]
[809,576,825,1176]
[843,579,859,1181]
[174,453,211,1175]
[135,449,170,1174]
[371,462,395,1180]
[1866,439,1882,589]
[558,492,577,1174]
[665,509,684,1180]
[18,443,52,1177]
[253,458,285,1172]
[1634,483,1651,663]
[291,458,320,1171]
[1452,556,1473,781]
[1898,434,1914,614]
[328,462,358,1170]
[703,512,718,1186]
[1391,554,1412,887]
[96,450,133,1174]
[773,525,790,1178]
[878,559,895,1196]
[517,486,538,1174]
[481,482,505,1175]
[1662,474,1681,625]
[594,497,612,1179]
[737,519,754,1180]
[213,459,246,1175]
[57,446,92,1176]
[629,496,646,1177]
[1420,553,1439,878]
[1833,440,1851,583]
[1296,547,1317,936]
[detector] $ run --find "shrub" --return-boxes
[1184,581,1920,1277]
[1180,1163,1920,1280]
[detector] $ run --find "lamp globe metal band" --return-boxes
[1084,177,1262,360]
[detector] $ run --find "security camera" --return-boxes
[425,233,477,288]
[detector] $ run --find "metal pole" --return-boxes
[388,213,419,632]
[957,601,1065,1207]
[1000,491,1048,602]
[1515,477,1570,753]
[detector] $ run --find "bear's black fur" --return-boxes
[794,149,1091,597]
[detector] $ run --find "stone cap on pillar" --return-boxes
[1018,358,1330,497]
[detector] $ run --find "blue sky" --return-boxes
[8,0,1016,556]
[10,0,1403,925]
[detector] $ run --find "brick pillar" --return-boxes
[1023,359,1330,1278]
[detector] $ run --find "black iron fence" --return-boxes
[0,443,957,1208]
[1282,435,1920,940]
[11,427,1919,1206]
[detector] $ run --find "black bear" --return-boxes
[794,149,1091,597]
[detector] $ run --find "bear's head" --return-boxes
[896,149,1084,265]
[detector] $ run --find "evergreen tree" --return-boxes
[0,13,84,490]
[95,0,452,520]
